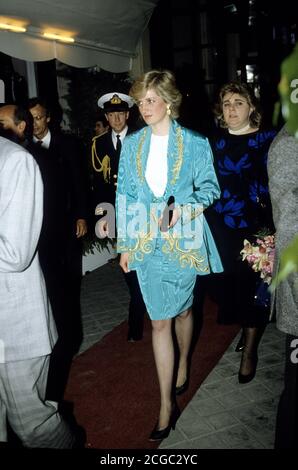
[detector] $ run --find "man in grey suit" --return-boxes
[0,128,75,448]
[268,125,298,449]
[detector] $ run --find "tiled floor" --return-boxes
[79,262,130,353]
[80,263,285,449]
[160,323,284,449]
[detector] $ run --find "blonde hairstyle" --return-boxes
[129,69,182,119]
[214,81,262,129]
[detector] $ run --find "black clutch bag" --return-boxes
[160,196,175,232]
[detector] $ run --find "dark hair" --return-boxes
[0,103,34,141]
[0,125,19,142]
[95,114,108,125]
[28,96,64,131]
[214,81,262,128]
[28,97,51,117]
[13,105,34,140]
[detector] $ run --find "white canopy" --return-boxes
[0,0,159,71]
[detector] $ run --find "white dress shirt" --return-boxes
[111,126,128,150]
[33,129,51,149]
[145,134,169,197]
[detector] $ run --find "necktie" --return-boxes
[36,140,43,147]
[116,134,122,153]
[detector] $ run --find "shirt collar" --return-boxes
[111,126,128,145]
[33,129,51,149]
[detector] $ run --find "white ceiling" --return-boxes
[0,0,159,71]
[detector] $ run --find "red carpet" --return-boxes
[65,297,239,449]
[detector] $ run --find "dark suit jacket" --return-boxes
[27,135,88,387]
[91,128,132,208]
[27,134,88,274]
[49,132,89,226]
[26,140,62,251]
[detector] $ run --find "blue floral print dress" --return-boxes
[205,129,277,326]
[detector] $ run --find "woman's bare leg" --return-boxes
[151,318,174,429]
[175,308,193,387]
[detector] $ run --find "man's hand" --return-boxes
[119,252,130,273]
[76,218,87,238]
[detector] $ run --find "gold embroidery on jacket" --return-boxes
[181,204,204,225]
[117,208,157,262]
[136,129,147,182]
[135,126,183,185]
[117,231,154,263]
[170,126,183,185]
[161,232,209,273]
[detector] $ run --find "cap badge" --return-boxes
[111,95,122,104]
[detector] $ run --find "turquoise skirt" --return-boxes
[135,247,196,320]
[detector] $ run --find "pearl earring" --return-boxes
[166,104,171,116]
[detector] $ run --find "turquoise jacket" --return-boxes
[116,120,223,275]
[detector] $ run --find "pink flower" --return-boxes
[240,233,275,285]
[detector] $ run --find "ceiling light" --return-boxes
[43,32,74,43]
[0,22,26,33]
[224,3,237,14]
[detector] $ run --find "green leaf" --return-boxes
[278,43,298,137]
[270,235,298,290]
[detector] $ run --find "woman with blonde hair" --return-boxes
[116,70,222,440]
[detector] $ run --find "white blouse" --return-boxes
[145,134,169,197]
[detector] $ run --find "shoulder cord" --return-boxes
[91,137,111,183]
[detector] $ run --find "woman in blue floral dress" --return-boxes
[205,82,276,383]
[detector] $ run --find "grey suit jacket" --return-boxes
[0,137,57,363]
[268,126,298,336]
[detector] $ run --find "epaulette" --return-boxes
[92,130,109,142]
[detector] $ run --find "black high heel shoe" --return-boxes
[149,404,181,441]
[238,353,258,384]
[175,377,189,396]
[235,332,245,352]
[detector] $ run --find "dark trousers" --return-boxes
[124,271,147,340]
[275,334,298,449]
[40,235,83,403]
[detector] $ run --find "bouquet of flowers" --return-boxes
[240,233,275,285]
